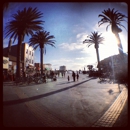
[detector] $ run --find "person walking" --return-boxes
[67,75,70,82]
[72,71,76,82]
[62,72,63,78]
[76,72,79,81]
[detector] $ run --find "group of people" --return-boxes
[67,71,79,82]
[3,70,16,81]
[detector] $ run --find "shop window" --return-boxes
[26,58,28,62]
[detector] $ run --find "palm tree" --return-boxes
[4,7,44,77]
[29,30,56,75]
[98,8,127,56]
[83,31,104,72]
[7,38,12,57]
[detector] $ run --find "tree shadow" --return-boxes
[3,77,95,106]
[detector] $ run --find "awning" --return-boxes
[28,64,34,68]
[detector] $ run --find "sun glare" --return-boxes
[99,32,119,59]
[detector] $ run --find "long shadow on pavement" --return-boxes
[3,77,95,106]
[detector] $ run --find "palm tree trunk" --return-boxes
[114,33,124,56]
[95,48,101,72]
[114,33,125,72]
[16,35,23,77]
[7,38,12,57]
[40,47,43,75]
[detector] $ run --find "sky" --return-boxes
[3,2,128,71]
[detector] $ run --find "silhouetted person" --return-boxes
[72,71,76,82]
[67,75,70,82]
[62,72,63,77]
[76,72,79,81]
[63,72,65,77]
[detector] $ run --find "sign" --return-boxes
[3,57,9,69]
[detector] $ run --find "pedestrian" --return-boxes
[62,72,63,77]
[63,72,65,77]
[76,72,79,81]
[67,75,70,82]
[72,71,75,82]
[58,71,59,77]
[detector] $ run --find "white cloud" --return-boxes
[58,42,85,51]
[50,57,92,71]
[72,24,85,33]
[75,57,85,60]
[76,32,89,43]
[58,31,90,52]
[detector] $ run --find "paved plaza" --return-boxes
[3,73,128,127]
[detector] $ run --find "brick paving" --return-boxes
[92,87,128,127]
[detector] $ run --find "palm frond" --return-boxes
[98,8,127,33]
[83,31,104,49]
[29,30,56,53]
[88,43,94,47]
[4,7,44,41]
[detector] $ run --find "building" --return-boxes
[99,54,128,73]
[34,63,52,71]
[3,43,34,71]
[59,66,66,71]
[3,56,9,70]
[44,64,52,71]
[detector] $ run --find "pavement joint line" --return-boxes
[91,87,127,127]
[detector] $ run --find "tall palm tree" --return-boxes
[7,38,12,57]
[98,8,127,56]
[4,7,44,77]
[83,31,104,72]
[29,30,55,75]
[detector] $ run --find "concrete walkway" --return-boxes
[3,74,128,127]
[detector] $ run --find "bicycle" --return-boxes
[27,75,40,85]
[36,75,46,83]
[14,76,27,85]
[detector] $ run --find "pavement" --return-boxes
[3,73,128,127]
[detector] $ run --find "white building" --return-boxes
[3,43,35,71]
[24,43,34,68]
[59,65,66,71]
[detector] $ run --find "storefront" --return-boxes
[3,57,9,81]
[3,56,9,70]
